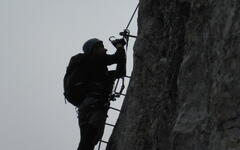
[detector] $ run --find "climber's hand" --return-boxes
[111,38,126,48]
[116,43,124,49]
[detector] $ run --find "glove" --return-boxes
[111,38,126,48]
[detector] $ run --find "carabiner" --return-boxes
[109,36,116,43]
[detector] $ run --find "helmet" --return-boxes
[82,38,103,54]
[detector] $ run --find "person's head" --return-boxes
[82,38,107,56]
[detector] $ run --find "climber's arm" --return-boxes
[104,44,126,66]
[107,45,126,79]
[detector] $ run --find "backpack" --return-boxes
[63,54,88,107]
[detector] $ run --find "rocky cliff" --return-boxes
[107,0,240,150]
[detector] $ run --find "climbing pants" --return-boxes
[77,96,109,150]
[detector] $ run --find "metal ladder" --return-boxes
[96,4,139,149]
[96,75,131,150]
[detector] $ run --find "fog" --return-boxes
[0,0,138,149]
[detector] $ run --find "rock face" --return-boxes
[107,0,240,150]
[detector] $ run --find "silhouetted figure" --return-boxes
[66,38,126,150]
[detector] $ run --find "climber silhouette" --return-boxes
[70,38,126,150]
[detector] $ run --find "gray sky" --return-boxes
[0,0,138,149]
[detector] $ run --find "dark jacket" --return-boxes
[66,47,126,100]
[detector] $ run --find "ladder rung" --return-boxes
[109,107,121,112]
[100,140,108,144]
[105,123,115,127]
[125,76,131,78]
[115,93,126,96]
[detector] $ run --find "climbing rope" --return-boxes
[121,2,139,50]
[126,3,139,31]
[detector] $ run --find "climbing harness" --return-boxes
[97,3,139,150]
